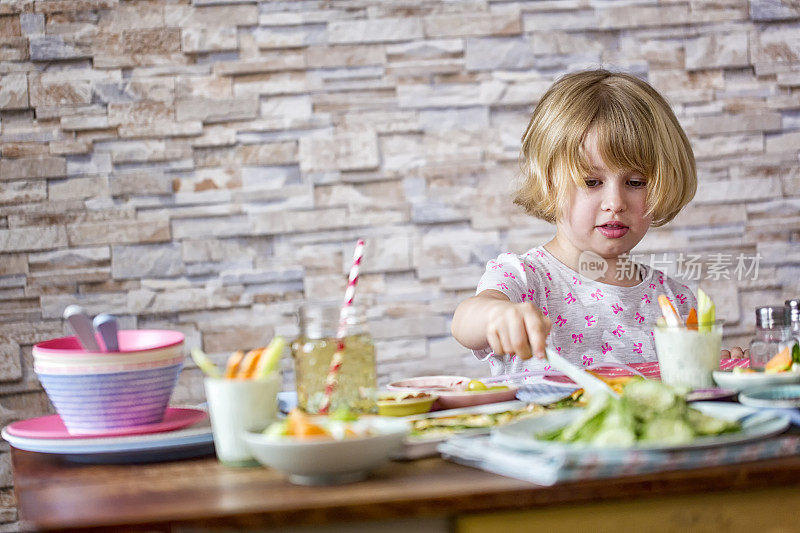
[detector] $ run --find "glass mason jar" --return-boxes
[749,306,798,370]
[291,303,377,414]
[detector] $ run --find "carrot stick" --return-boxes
[238,348,265,379]
[224,350,245,379]
[686,308,698,330]
[657,295,681,327]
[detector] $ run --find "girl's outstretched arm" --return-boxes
[451,289,551,360]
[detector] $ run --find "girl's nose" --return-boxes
[601,186,625,213]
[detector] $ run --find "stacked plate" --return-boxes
[2,407,213,464]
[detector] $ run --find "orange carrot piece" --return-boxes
[287,408,330,440]
[657,294,681,326]
[686,308,698,330]
[238,347,264,379]
[223,350,245,379]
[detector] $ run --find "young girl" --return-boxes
[452,69,743,375]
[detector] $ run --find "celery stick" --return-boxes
[190,347,222,378]
[697,288,715,333]
[254,336,286,378]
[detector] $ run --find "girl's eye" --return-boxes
[628,180,647,188]
[584,179,600,188]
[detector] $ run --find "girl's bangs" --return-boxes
[585,108,656,179]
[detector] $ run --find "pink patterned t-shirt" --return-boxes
[474,246,697,375]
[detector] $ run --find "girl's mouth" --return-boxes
[596,222,629,238]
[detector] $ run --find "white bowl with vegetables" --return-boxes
[243,409,409,485]
[491,380,790,459]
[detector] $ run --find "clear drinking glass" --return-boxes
[653,321,723,389]
[291,303,377,414]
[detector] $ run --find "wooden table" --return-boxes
[11,445,800,532]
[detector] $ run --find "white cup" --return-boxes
[653,322,723,389]
[204,375,279,467]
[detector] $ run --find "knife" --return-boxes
[545,347,619,398]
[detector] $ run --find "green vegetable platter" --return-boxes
[491,380,790,459]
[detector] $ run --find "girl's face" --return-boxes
[555,129,652,262]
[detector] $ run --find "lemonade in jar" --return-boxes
[292,303,377,414]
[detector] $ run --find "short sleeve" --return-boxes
[476,252,542,305]
[472,252,544,363]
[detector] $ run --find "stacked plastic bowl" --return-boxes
[32,330,185,434]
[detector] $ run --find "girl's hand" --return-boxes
[720,347,749,359]
[485,300,551,360]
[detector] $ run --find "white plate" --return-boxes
[712,369,800,392]
[1,418,214,464]
[243,416,408,485]
[491,402,790,460]
[398,400,533,460]
[739,385,800,408]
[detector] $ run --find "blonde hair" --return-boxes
[515,69,696,227]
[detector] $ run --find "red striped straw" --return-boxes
[318,239,365,414]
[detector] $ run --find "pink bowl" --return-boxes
[34,329,184,354]
[33,330,185,375]
[32,330,185,433]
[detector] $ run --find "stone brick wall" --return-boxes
[0,0,799,527]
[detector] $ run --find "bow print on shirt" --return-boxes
[572,333,583,343]
[521,289,535,302]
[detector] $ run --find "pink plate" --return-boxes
[432,386,518,410]
[387,375,517,410]
[387,375,471,392]
[5,407,207,439]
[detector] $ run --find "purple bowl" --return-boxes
[36,363,183,435]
